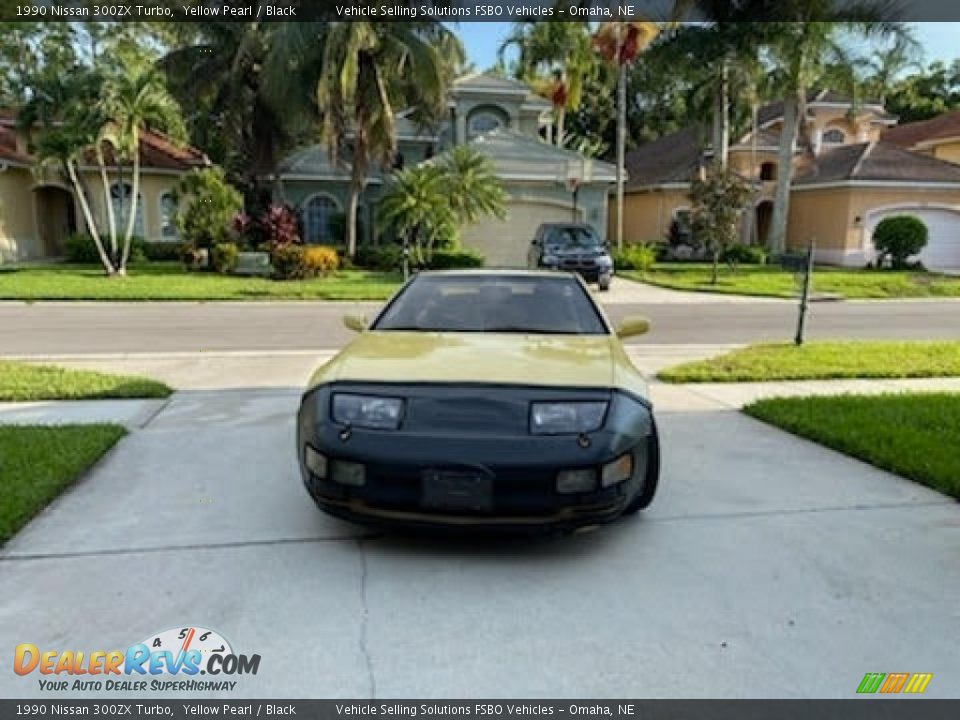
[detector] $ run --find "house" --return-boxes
[612,91,960,272]
[883,109,960,164]
[274,71,615,267]
[0,111,209,263]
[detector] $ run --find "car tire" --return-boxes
[623,420,660,515]
[598,275,612,292]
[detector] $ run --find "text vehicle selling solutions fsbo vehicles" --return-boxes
[296,270,659,531]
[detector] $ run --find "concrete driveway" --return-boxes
[2,373,958,699]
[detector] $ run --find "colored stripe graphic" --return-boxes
[904,673,933,694]
[880,673,909,693]
[857,673,886,694]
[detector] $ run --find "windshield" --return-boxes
[542,226,602,250]
[373,275,608,335]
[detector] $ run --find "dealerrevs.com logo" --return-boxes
[14,626,261,693]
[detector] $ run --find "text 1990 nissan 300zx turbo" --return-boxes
[296,270,660,531]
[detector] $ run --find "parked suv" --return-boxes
[528,223,614,291]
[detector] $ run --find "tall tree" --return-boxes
[102,63,185,274]
[317,22,462,259]
[765,16,905,254]
[500,19,596,145]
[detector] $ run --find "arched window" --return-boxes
[822,128,846,145]
[110,183,144,237]
[300,194,340,244]
[159,192,178,238]
[468,110,505,139]
[759,162,777,182]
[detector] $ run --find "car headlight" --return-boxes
[597,256,613,269]
[331,393,404,430]
[542,255,559,268]
[530,401,607,435]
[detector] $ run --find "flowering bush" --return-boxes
[302,246,340,277]
[259,204,301,248]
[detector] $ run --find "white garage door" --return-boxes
[868,207,960,273]
[461,201,581,268]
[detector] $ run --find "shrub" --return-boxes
[259,204,301,248]
[212,242,239,274]
[873,215,928,269]
[355,245,403,271]
[270,245,306,280]
[720,244,767,266]
[143,242,183,262]
[64,234,146,264]
[613,243,657,272]
[425,249,484,269]
[301,246,340,277]
[174,167,243,250]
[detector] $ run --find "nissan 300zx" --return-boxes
[296,270,659,531]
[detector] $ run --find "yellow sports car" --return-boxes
[296,270,659,531]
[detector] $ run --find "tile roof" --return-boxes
[0,112,208,171]
[882,110,960,149]
[794,141,960,185]
[622,125,705,189]
[757,90,893,127]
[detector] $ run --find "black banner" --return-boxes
[1,701,959,720]
[4,0,960,22]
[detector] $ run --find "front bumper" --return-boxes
[297,383,654,531]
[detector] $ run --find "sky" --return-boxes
[455,22,960,72]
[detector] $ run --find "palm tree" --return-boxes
[593,21,661,251]
[440,146,507,227]
[765,17,906,254]
[317,22,462,259]
[499,19,596,146]
[19,67,117,275]
[102,63,185,274]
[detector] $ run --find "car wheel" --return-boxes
[598,275,612,291]
[623,420,660,515]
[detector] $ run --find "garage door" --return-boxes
[461,201,581,268]
[868,207,960,273]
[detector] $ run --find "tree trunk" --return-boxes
[119,142,141,274]
[95,144,117,263]
[615,60,627,251]
[769,90,801,255]
[711,248,720,285]
[66,158,115,275]
[556,107,565,147]
[713,58,730,171]
[346,184,360,259]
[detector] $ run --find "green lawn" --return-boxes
[0,360,171,401]
[658,341,960,383]
[745,393,960,499]
[0,424,125,544]
[622,263,960,299]
[0,263,401,301]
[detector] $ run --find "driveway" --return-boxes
[2,375,957,699]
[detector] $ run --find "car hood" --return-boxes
[309,331,633,391]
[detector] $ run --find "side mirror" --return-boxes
[343,314,368,333]
[615,316,650,339]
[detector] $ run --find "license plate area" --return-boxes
[421,470,493,512]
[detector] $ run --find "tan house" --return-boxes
[883,109,960,164]
[0,112,209,263]
[612,91,960,272]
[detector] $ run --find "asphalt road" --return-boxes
[2,384,957,698]
[2,299,959,355]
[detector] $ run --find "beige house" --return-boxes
[0,112,209,263]
[612,92,960,272]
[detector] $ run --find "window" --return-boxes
[110,183,144,237]
[822,128,846,144]
[468,110,504,138]
[374,275,607,335]
[759,162,777,182]
[160,192,178,238]
[300,194,339,244]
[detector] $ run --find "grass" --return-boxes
[0,424,126,544]
[658,341,960,383]
[622,263,960,299]
[745,393,960,499]
[0,360,172,401]
[0,263,401,301]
